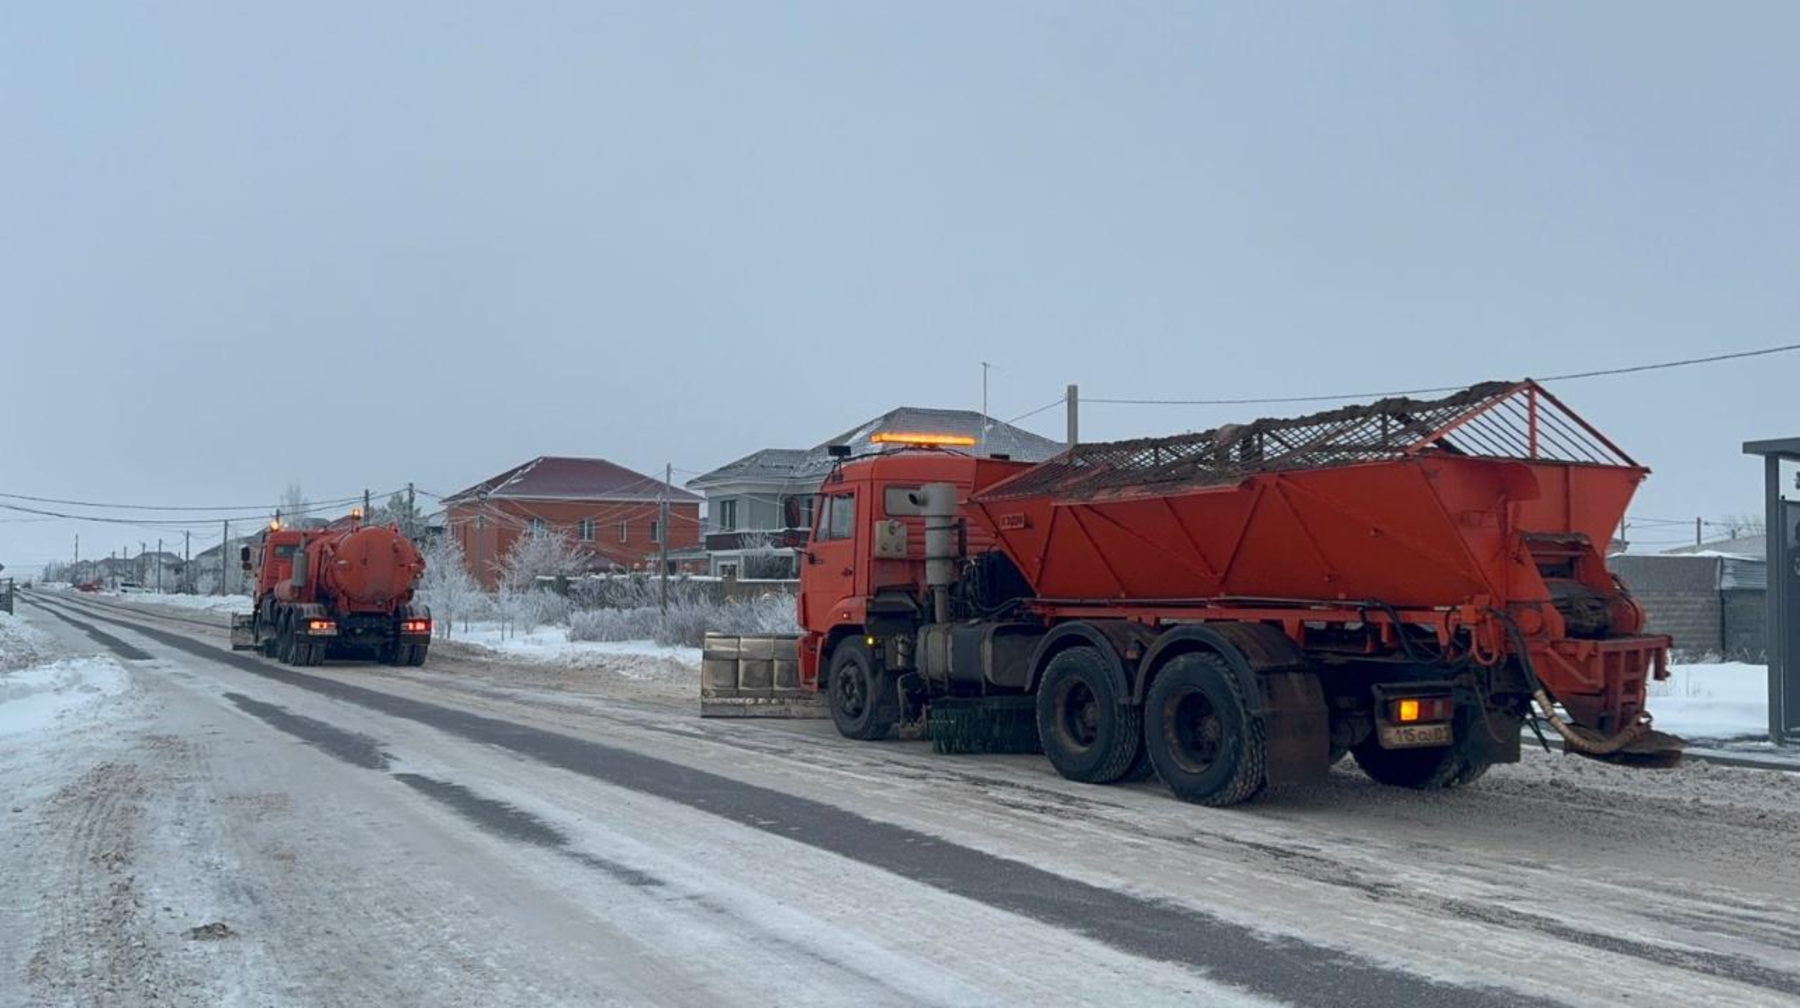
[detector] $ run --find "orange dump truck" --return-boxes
[704,380,1678,805]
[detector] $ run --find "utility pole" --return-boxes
[221,521,229,596]
[363,488,372,520]
[980,361,992,453]
[406,482,416,540]
[658,463,671,614]
[1696,517,1704,548]
[74,534,79,564]
[183,530,190,592]
[156,538,163,593]
[1066,384,1079,447]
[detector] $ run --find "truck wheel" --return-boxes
[1352,709,1499,790]
[404,643,428,667]
[828,640,897,741]
[1143,652,1267,806]
[1035,647,1143,784]
[277,614,297,664]
[1350,741,1467,789]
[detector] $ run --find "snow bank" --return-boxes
[0,656,131,738]
[96,591,253,614]
[445,621,700,677]
[0,611,56,672]
[1647,661,1768,740]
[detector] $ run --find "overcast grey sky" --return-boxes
[3,2,1796,567]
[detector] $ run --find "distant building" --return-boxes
[442,456,702,590]
[687,408,1064,577]
[1610,535,1766,659]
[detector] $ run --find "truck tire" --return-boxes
[1352,707,1503,790]
[828,640,897,741]
[404,642,428,667]
[1143,652,1267,806]
[1035,647,1143,785]
[276,613,297,665]
[1350,740,1468,789]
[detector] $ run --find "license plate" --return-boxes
[1377,722,1453,749]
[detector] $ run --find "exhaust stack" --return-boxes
[919,483,959,623]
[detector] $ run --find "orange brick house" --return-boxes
[442,456,702,590]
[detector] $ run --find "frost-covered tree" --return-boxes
[736,531,797,579]
[369,491,422,537]
[1715,513,1766,540]
[279,482,306,523]
[497,526,591,593]
[417,534,484,637]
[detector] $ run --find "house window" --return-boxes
[717,498,738,531]
[619,521,629,543]
[578,519,594,541]
[651,519,662,544]
[529,518,547,535]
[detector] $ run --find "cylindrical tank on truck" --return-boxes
[229,514,432,668]
[702,380,1680,807]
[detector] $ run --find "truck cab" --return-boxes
[794,447,1031,688]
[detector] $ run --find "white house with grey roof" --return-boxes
[686,407,1064,577]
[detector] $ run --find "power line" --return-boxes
[1003,397,1068,426]
[1083,340,1800,407]
[0,490,368,512]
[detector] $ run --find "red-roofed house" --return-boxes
[442,456,702,589]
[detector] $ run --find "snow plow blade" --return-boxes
[1564,726,1687,769]
[699,633,827,718]
[230,613,256,651]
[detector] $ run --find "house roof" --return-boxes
[1662,535,1765,559]
[445,456,700,504]
[687,408,1065,489]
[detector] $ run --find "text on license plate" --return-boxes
[1377,722,1453,749]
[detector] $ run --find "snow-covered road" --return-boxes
[6,591,1799,1007]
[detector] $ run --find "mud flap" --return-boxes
[700,633,828,718]
[1257,670,1330,787]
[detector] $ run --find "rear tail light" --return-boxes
[306,619,337,633]
[401,618,431,633]
[1389,696,1453,723]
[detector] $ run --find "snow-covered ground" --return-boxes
[0,610,134,740]
[1648,661,1768,740]
[440,621,701,675]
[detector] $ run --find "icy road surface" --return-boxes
[4,593,1799,1007]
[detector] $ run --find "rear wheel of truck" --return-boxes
[1143,652,1267,806]
[828,640,897,741]
[1035,647,1143,784]
[1351,722,1490,789]
[276,613,297,664]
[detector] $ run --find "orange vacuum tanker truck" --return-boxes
[230,513,431,667]
[703,380,1680,805]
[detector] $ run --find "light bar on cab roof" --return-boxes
[870,432,978,447]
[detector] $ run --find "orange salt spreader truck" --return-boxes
[702,381,1681,806]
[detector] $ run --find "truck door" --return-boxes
[801,487,861,629]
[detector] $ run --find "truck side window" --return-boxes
[819,492,855,541]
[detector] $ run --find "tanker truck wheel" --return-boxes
[1143,652,1267,806]
[828,640,897,741]
[1035,647,1143,785]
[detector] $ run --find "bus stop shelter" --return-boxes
[1742,437,1800,744]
